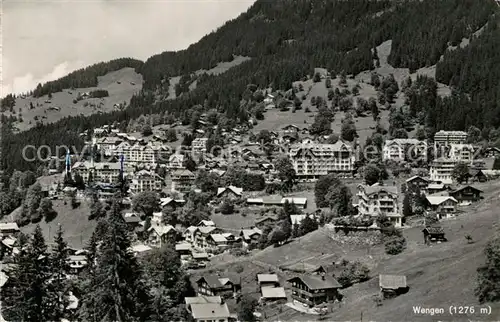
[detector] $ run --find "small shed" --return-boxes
[379,274,408,299]
[260,287,287,303]
[422,226,446,244]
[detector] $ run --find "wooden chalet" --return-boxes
[287,275,341,307]
[422,226,447,244]
[449,185,483,203]
[379,274,408,299]
[256,274,280,288]
[196,274,242,299]
[405,176,430,190]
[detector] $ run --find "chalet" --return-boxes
[425,196,458,213]
[405,176,429,190]
[191,251,209,263]
[217,186,243,199]
[482,147,500,158]
[183,226,198,242]
[260,287,287,303]
[469,169,487,183]
[0,223,20,237]
[379,274,408,299]
[189,303,232,322]
[422,226,446,244]
[194,226,222,249]
[175,243,192,256]
[1,236,17,256]
[206,233,240,251]
[287,275,341,307]
[147,225,177,247]
[257,274,280,288]
[130,244,153,256]
[198,220,215,227]
[449,185,483,204]
[239,227,262,249]
[425,182,449,195]
[121,213,141,229]
[184,296,222,312]
[68,255,88,275]
[196,274,242,298]
[282,124,300,134]
[254,215,279,230]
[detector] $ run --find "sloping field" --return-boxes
[248,182,500,321]
[10,67,143,131]
[19,199,96,249]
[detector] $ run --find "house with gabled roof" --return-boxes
[217,186,243,199]
[449,185,483,203]
[405,175,430,190]
[379,274,408,299]
[194,226,222,249]
[239,227,262,249]
[147,225,177,247]
[184,296,222,312]
[196,274,241,298]
[425,196,458,214]
[257,274,280,288]
[287,275,341,307]
[189,302,232,322]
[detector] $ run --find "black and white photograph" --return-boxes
[1,0,500,321]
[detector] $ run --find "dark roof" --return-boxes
[196,274,241,289]
[450,185,483,194]
[255,215,278,224]
[288,275,341,290]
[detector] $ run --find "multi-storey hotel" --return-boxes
[434,130,468,146]
[192,138,209,156]
[114,141,170,165]
[71,161,126,184]
[288,140,355,180]
[130,169,163,194]
[357,184,402,228]
[448,144,474,164]
[382,139,427,162]
[429,157,457,184]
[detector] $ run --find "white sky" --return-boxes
[1,0,255,97]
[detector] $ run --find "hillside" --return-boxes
[2,0,500,173]
[4,68,143,131]
[200,182,500,321]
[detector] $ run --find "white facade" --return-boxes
[130,170,163,194]
[429,158,456,184]
[71,161,124,184]
[434,130,467,146]
[448,144,474,164]
[357,184,401,228]
[382,139,427,162]
[192,138,209,155]
[288,140,355,179]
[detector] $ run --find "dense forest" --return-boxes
[1,0,500,175]
[32,58,143,97]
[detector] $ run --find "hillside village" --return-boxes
[2,97,500,320]
[2,0,500,321]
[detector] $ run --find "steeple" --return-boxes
[65,149,71,175]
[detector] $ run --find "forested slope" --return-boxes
[2,0,500,175]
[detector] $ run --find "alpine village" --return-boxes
[1,0,500,321]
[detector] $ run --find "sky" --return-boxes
[1,0,256,97]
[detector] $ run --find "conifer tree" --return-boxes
[78,199,152,321]
[48,225,71,321]
[2,226,55,321]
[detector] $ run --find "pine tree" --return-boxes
[78,200,152,321]
[48,225,71,321]
[2,226,55,321]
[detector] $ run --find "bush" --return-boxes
[337,260,370,288]
[384,236,406,255]
[218,198,235,215]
